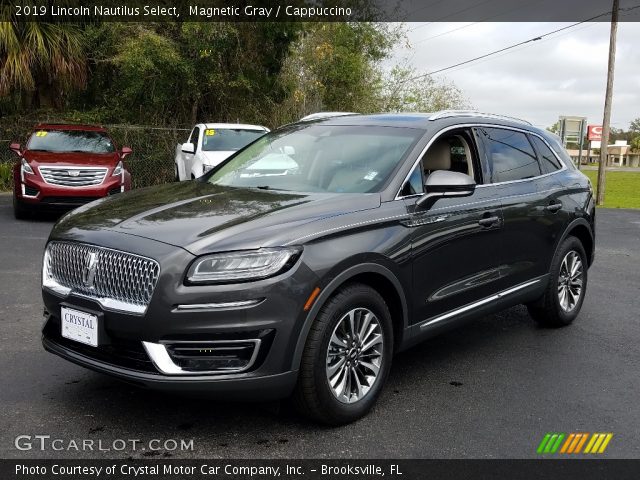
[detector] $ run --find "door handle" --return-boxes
[478,216,500,227]
[545,202,562,213]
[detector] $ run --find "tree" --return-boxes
[382,65,469,112]
[275,22,400,124]
[631,136,640,153]
[630,118,640,135]
[0,13,86,108]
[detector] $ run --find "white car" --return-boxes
[174,123,269,180]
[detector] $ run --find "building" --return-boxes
[567,141,640,167]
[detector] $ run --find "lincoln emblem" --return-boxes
[81,252,98,288]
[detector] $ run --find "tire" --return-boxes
[527,236,588,327]
[293,283,394,425]
[13,195,29,220]
[174,164,180,181]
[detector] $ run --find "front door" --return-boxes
[404,128,505,327]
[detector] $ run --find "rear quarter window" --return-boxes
[531,135,563,173]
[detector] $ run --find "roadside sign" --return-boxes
[588,125,603,141]
[559,116,587,170]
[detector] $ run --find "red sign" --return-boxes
[588,125,603,141]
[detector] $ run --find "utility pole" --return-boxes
[597,0,619,206]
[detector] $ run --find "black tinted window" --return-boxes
[531,136,562,173]
[481,128,540,182]
[189,127,200,148]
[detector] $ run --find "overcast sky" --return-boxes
[389,22,640,130]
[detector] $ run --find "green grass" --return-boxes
[583,170,640,209]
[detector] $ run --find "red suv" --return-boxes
[10,124,132,219]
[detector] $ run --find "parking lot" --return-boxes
[1,193,639,459]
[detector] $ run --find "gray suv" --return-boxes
[41,111,595,424]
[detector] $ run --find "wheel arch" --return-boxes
[290,262,409,371]
[557,218,595,267]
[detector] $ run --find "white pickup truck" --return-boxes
[174,123,269,180]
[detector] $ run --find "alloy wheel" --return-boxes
[325,307,384,404]
[557,250,583,312]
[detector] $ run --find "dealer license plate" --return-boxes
[61,306,98,347]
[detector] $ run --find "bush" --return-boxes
[0,162,13,191]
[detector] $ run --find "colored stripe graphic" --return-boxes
[584,433,614,454]
[538,433,613,454]
[537,433,565,454]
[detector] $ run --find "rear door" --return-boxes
[404,128,505,327]
[475,126,551,287]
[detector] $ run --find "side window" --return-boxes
[531,135,562,173]
[480,127,541,183]
[188,127,200,151]
[401,167,424,196]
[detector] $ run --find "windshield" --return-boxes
[204,125,421,193]
[27,130,115,153]
[202,129,265,152]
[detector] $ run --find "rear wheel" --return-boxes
[527,236,587,327]
[293,283,393,425]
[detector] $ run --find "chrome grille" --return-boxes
[44,241,160,313]
[39,166,107,186]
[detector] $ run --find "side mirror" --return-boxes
[416,170,476,209]
[120,146,132,159]
[9,143,22,157]
[181,142,195,154]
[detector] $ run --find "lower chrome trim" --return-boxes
[420,278,541,329]
[174,299,264,311]
[142,340,261,376]
[43,285,147,315]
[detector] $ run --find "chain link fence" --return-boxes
[0,121,191,192]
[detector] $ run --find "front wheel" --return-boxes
[293,283,393,425]
[527,236,588,327]
[13,195,30,220]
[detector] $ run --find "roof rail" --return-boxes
[299,112,358,121]
[428,110,533,126]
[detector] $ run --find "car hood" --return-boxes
[201,150,235,166]
[52,181,381,255]
[24,150,119,167]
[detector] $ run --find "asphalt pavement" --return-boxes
[1,193,639,459]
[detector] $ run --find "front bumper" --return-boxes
[16,170,130,208]
[42,334,298,399]
[41,234,318,399]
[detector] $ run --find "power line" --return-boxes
[408,0,497,31]
[404,4,640,82]
[411,0,545,45]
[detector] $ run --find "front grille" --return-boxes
[39,166,107,187]
[45,241,160,310]
[41,196,99,205]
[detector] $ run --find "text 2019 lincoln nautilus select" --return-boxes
[41,112,595,424]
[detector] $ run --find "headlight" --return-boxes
[186,247,302,284]
[112,160,123,176]
[21,158,34,175]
